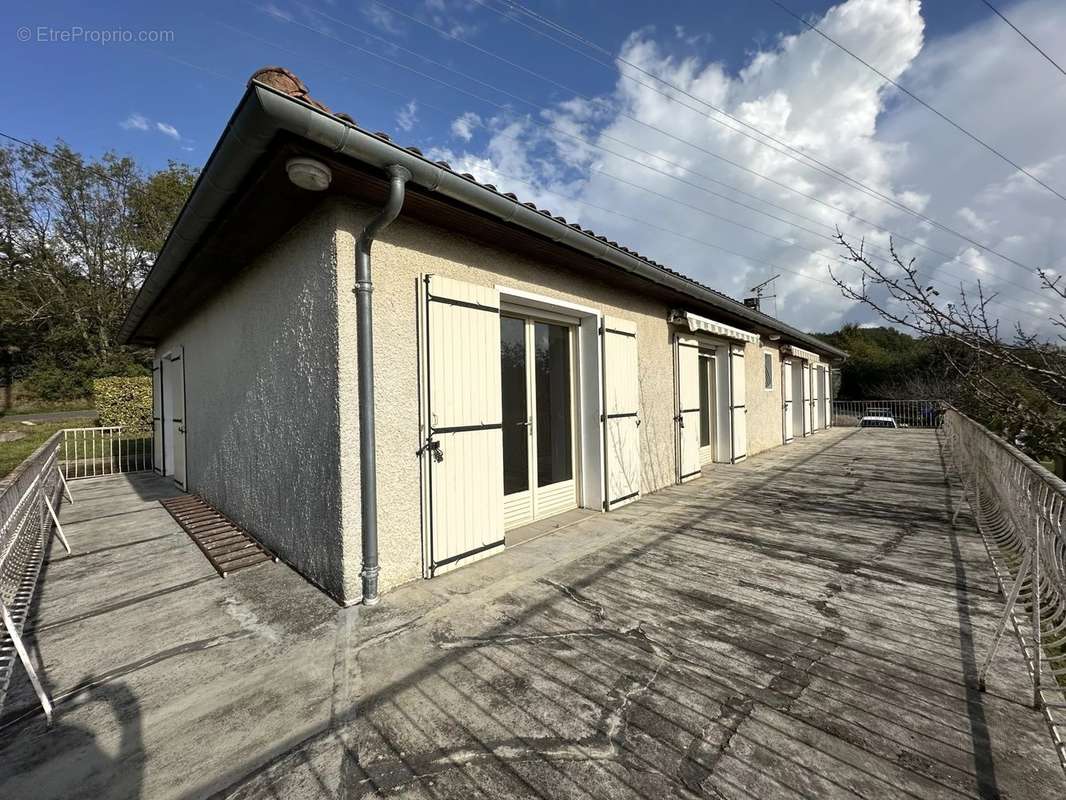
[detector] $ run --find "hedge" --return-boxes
[94,377,152,432]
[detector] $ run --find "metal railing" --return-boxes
[943,407,1066,770]
[0,431,72,724]
[832,399,942,428]
[62,426,153,479]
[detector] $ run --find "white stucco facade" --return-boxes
[155,199,834,604]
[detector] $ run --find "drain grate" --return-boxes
[160,495,277,577]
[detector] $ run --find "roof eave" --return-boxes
[121,81,847,360]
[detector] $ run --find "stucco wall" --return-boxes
[334,200,677,594]
[745,340,785,457]
[332,199,802,594]
[156,205,349,601]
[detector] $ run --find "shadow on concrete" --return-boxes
[206,429,1059,799]
[937,430,1001,799]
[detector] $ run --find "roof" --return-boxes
[119,67,846,360]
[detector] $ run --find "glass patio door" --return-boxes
[501,315,577,530]
[698,350,716,465]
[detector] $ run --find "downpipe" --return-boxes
[356,164,411,606]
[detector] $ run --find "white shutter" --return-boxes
[602,316,641,508]
[422,275,504,575]
[674,334,701,483]
[802,362,812,436]
[152,358,164,474]
[729,345,747,462]
[782,358,794,443]
[170,347,187,490]
[822,366,832,429]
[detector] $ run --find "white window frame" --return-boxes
[495,285,604,513]
[763,350,774,391]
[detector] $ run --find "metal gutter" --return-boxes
[121,80,846,361]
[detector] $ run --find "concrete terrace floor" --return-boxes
[1,430,1064,799]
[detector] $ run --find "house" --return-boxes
[120,67,846,606]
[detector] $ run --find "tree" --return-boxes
[814,323,936,399]
[829,231,1066,459]
[0,141,197,399]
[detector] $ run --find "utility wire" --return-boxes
[487,0,1049,276]
[365,0,1047,303]
[489,1,963,222]
[280,2,1047,294]
[224,20,1038,319]
[7,17,1037,320]
[0,131,147,198]
[767,0,1066,202]
[980,0,1066,78]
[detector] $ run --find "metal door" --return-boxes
[421,275,504,575]
[782,358,794,443]
[729,345,747,462]
[602,316,641,509]
[674,334,701,482]
[802,361,812,436]
[822,366,832,429]
[152,358,164,474]
[167,347,187,490]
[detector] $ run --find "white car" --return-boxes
[859,416,898,429]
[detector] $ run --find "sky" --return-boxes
[5,0,1066,336]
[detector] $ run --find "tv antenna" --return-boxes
[744,274,780,317]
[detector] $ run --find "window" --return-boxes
[763,351,773,390]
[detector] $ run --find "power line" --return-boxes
[272,2,1050,299]
[363,0,1048,303]
[485,0,1049,277]
[463,160,1038,319]
[2,37,1040,321]
[220,20,1041,318]
[767,0,1066,203]
[980,0,1066,78]
[0,131,145,197]
[488,0,954,218]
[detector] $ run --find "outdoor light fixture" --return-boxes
[286,157,332,191]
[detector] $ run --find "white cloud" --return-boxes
[155,122,180,140]
[120,112,186,145]
[362,3,403,35]
[432,0,1066,337]
[120,113,149,131]
[261,2,293,22]
[396,100,418,132]
[451,111,481,141]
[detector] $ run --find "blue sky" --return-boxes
[4,1,989,169]
[5,1,1066,333]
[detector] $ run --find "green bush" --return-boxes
[27,361,93,400]
[94,376,152,432]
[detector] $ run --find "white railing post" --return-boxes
[0,601,53,726]
[944,405,1065,770]
[59,426,154,481]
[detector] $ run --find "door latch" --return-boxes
[416,439,444,462]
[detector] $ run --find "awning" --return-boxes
[782,345,821,363]
[670,311,760,344]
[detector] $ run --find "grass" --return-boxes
[0,416,97,482]
[0,401,95,417]
[0,381,93,417]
